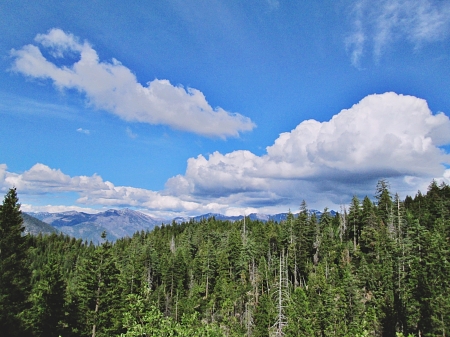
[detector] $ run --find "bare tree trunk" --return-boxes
[271,251,286,337]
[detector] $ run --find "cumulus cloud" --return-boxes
[166,150,269,197]
[265,92,450,178]
[347,0,450,67]
[167,92,450,207]
[10,28,255,138]
[1,163,108,194]
[2,93,450,213]
[0,163,228,216]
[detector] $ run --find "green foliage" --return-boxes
[22,259,66,337]
[75,235,122,336]
[2,180,450,336]
[0,188,31,336]
[285,287,314,336]
[120,292,223,336]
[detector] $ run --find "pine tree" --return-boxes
[23,258,66,337]
[295,200,311,282]
[0,188,31,336]
[285,287,314,336]
[11,179,450,336]
[75,232,121,337]
[348,195,361,251]
[375,179,393,229]
[254,293,276,337]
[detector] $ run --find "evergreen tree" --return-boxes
[5,180,450,336]
[75,232,121,337]
[23,258,66,337]
[253,293,276,337]
[375,179,393,228]
[295,200,311,282]
[348,195,361,250]
[285,287,314,336]
[0,188,31,336]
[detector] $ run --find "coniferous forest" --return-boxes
[0,180,449,337]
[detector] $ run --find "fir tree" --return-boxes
[0,188,31,336]
[75,232,122,337]
[23,258,66,337]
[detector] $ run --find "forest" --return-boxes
[0,180,449,337]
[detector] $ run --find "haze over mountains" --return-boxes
[28,209,163,242]
[25,208,333,242]
[21,213,58,236]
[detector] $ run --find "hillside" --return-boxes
[22,213,58,236]
[28,208,163,241]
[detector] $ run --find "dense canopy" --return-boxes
[0,180,449,336]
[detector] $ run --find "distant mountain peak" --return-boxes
[26,208,335,242]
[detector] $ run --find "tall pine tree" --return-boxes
[0,188,31,336]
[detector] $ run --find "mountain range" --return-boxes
[21,213,58,236]
[25,208,334,242]
[28,209,163,242]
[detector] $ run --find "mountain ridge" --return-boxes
[27,208,336,241]
[21,213,58,236]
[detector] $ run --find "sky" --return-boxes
[1,0,450,218]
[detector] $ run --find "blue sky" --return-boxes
[1,0,450,217]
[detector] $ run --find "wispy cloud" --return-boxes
[76,128,90,135]
[126,127,137,139]
[20,203,99,214]
[345,1,366,68]
[267,0,280,10]
[10,29,255,138]
[0,92,79,120]
[346,0,450,67]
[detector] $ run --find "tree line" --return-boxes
[0,180,449,336]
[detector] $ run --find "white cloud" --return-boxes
[264,92,450,178]
[10,28,255,138]
[77,128,90,134]
[345,1,366,68]
[166,150,269,197]
[167,92,450,207]
[20,204,100,214]
[347,0,450,66]
[0,163,228,216]
[224,207,259,217]
[444,169,450,182]
[2,93,449,214]
[1,163,109,194]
